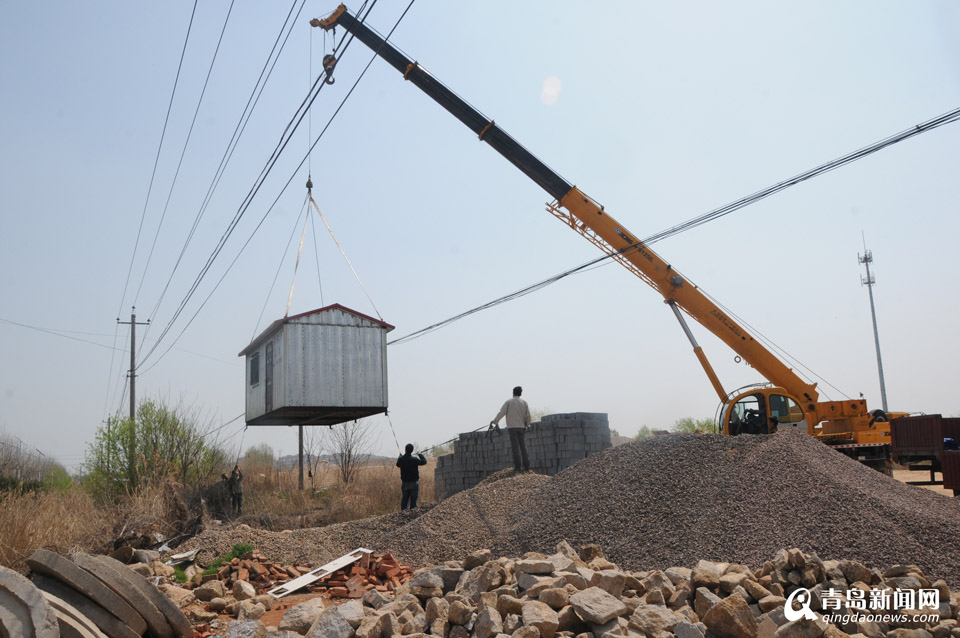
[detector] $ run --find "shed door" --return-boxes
[265,341,274,413]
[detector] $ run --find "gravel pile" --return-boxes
[182,510,420,567]
[372,468,549,566]
[497,430,960,585]
[183,430,960,587]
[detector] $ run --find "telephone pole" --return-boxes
[858,239,888,412]
[118,308,150,421]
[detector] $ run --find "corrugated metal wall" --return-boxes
[243,307,389,424]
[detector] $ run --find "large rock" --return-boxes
[694,587,723,617]
[234,580,257,601]
[157,584,196,608]
[194,579,227,601]
[410,571,445,600]
[356,611,398,638]
[627,603,682,636]
[98,555,193,638]
[27,549,147,635]
[239,601,267,621]
[475,608,503,638]
[521,601,559,638]
[227,620,268,638]
[73,552,173,638]
[337,600,366,629]
[569,587,627,625]
[458,563,505,602]
[772,616,830,638]
[32,574,140,638]
[516,560,555,576]
[280,597,328,634]
[463,550,492,571]
[702,594,758,638]
[448,601,474,626]
[307,607,356,638]
[0,565,59,638]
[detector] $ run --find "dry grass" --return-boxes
[0,459,438,570]
[234,458,437,530]
[0,488,113,572]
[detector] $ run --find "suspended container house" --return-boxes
[238,304,394,426]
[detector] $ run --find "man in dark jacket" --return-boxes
[221,464,243,515]
[396,443,428,510]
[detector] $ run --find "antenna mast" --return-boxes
[858,237,888,412]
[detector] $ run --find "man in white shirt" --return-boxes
[491,386,532,471]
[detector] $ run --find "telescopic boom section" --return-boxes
[315,5,820,406]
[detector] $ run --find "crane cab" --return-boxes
[720,387,809,436]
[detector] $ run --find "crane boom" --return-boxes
[315,5,883,442]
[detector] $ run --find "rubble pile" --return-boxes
[314,553,413,599]
[234,543,960,638]
[207,547,313,591]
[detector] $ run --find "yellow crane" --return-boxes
[313,5,902,470]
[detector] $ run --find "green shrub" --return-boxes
[202,542,255,576]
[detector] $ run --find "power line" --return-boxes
[138,1,411,372]
[116,0,200,319]
[388,106,960,346]
[641,107,960,245]
[133,0,238,307]
[144,0,308,330]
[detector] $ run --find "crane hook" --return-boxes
[322,54,337,85]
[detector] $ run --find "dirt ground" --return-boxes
[893,468,955,497]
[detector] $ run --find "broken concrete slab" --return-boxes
[73,552,173,638]
[32,574,140,638]
[26,549,147,635]
[95,555,193,638]
[37,589,108,638]
[0,565,60,638]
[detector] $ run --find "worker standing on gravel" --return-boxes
[396,444,428,510]
[491,386,532,472]
[222,464,243,515]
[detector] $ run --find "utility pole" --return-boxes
[858,239,888,412]
[117,308,150,422]
[298,425,304,491]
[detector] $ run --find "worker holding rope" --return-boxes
[396,443,428,510]
[491,386,532,472]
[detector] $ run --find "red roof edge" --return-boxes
[238,304,394,357]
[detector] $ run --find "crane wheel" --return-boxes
[869,409,888,425]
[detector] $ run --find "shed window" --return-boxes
[250,353,260,386]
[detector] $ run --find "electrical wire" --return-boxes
[0,317,126,352]
[138,0,418,373]
[144,0,308,331]
[116,0,199,320]
[640,107,960,246]
[388,106,960,347]
[133,0,238,307]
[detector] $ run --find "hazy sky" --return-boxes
[1,2,958,471]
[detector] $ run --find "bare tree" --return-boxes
[328,420,374,485]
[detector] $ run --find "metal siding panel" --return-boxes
[249,307,390,423]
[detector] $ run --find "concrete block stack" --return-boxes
[434,413,611,499]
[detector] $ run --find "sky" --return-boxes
[1,1,959,471]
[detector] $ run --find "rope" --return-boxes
[385,413,402,454]
[285,200,312,317]
[416,423,495,456]
[308,194,383,320]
